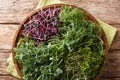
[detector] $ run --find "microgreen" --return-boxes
[14,5,105,80]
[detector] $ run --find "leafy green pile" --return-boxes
[14,6,105,80]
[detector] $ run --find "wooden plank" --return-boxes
[0,53,10,76]
[0,76,120,80]
[0,24,18,52]
[0,51,120,78]
[100,51,120,78]
[0,0,39,23]
[100,78,120,80]
[0,24,119,53]
[110,25,120,50]
[0,0,119,51]
[62,0,120,24]
[0,76,118,80]
[0,76,18,80]
[0,0,119,24]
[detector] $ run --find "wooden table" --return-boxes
[0,0,120,80]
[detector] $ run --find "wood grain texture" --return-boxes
[0,24,18,52]
[0,53,10,76]
[0,0,39,23]
[100,51,120,78]
[100,78,120,80]
[0,24,119,52]
[0,0,119,24]
[62,0,120,24]
[110,25,120,50]
[0,0,120,79]
[0,76,18,80]
[0,51,120,78]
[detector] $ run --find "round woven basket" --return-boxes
[12,4,108,79]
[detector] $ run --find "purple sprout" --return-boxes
[21,7,61,42]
